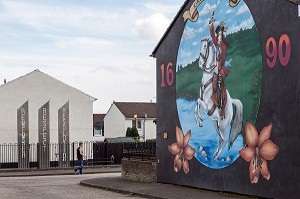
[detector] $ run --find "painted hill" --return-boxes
[176,26,263,124]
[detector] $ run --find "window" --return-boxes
[132,120,142,129]
[93,122,104,136]
[94,128,102,136]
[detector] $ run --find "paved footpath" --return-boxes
[0,173,143,199]
[0,165,121,177]
[81,175,260,199]
[0,166,262,199]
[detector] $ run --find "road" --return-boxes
[0,173,143,199]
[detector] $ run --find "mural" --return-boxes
[156,0,299,198]
[239,121,279,183]
[174,0,266,169]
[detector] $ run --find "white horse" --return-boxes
[194,37,243,160]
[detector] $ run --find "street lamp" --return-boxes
[134,114,137,128]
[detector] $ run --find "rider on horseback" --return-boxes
[209,16,229,119]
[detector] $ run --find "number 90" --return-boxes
[266,34,291,68]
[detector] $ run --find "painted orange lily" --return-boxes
[239,121,279,183]
[168,126,195,174]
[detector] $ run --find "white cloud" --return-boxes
[144,1,181,17]
[132,13,171,42]
[54,36,115,49]
[182,26,203,41]
[178,48,199,67]
[192,41,199,46]
[226,9,233,14]
[236,4,250,15]
[197,17,212,29]
[182,27,197,40]
[229,17,254,33]
[199,3,217,17]
[0,0,184,113]
[0,1,105,31]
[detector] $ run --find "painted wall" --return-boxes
[0,70,94,144]
[154,0,300,198]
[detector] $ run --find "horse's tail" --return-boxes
[228,99,243,149]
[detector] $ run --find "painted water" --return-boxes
[176,98,244,169]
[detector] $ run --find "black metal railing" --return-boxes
[122,141,156,161]
[0,141,156,169]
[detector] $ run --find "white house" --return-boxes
[104,102,156,141]
[0,69,97,145]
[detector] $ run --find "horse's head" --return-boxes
[198,37,216,74]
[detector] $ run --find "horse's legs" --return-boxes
[213,121,220,157]
[194,98,203,127]
[213,138,221,158]
[214,97,233,160]
[214,129,227,160]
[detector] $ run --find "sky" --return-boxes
[177,0,255,67]
[0,0,184,113]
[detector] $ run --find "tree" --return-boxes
[126,127,131,137]
[126,127,139,138]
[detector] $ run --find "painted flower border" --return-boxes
[168,121,279,184]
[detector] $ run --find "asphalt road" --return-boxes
[0,173,143,199]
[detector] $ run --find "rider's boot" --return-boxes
[218,73,225,119]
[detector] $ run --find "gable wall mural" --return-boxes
[154,0,300,198]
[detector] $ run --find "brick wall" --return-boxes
[121,158,156,183]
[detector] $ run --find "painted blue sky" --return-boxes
[0,0,183,113]
[177,0,255,67]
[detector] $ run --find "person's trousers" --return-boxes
[75,158,83,174]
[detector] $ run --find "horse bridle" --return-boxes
[200,39,216,74]
[200,39,209,65]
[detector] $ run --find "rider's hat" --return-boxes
[219,20,228,32]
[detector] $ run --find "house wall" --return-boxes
[0,71,94,144]
[144,119,156,140]
[125,118,156,140]
[104,104,126,138]
[124,119,133,134]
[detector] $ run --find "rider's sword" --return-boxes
[211,0,221,20]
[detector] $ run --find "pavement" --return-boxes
[81,176,260,199]
[0,165,260,199]
[0,165,121,177]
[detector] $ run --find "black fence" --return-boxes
[122,141,156,161]
[0,141,156,169]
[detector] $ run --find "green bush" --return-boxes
[126,127,140,139]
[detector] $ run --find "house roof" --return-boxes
[151,0,189,57]
[0,69,97,101]
[93,114,105,126]
[114,102,156,119]
[104,137,136,143]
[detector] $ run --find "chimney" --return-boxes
[4,79,6,84]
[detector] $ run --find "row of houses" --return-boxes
[93,101,156,142]
[0,69,156,145]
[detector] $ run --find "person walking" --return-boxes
[75,142,85,174]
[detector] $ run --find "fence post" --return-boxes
[111,155,114,165]
[37,143,40,169]
[72,142,75,167]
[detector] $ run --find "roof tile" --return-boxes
[114,102,156,118]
